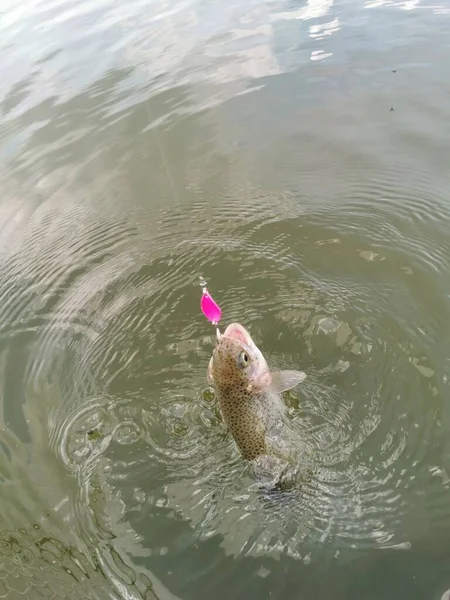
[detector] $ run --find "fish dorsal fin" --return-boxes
[270,370,306,393]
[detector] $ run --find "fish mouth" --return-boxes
[221,323,252,345]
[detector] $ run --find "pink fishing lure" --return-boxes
[200,288,222,325]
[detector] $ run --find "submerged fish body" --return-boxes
[207,322,306,487]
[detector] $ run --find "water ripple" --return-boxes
[27,183,447,567]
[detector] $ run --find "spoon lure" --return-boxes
[200,280,222,338]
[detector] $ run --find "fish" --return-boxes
[207,322,306,488]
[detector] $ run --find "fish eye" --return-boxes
[238,351,249,368]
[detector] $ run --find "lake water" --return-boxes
[1,0,450,598]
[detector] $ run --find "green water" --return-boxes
[1,0,450,597]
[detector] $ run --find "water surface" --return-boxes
[1,0,450,598]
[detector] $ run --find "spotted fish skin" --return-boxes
[207,323,306,463]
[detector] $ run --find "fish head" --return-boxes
[208,323,272,395]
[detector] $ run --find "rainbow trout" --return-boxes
[207,323,306,489]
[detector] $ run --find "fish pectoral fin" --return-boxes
[270,370,306,393]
